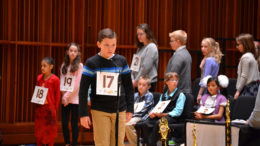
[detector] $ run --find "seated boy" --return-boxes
[125,75,154,146]
[138,72,186,146]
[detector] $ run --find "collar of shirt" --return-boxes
[98,52,115,59]
[136,91,150,102]
[174,45,186,55]
[163,88,178,100]
[204,94,217,107]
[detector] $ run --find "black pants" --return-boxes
[139,116,177,146]
[62,104,79,146]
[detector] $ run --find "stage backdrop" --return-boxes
[0,0,260,144]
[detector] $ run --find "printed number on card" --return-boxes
[31,86,48,105]
[60,75,75,92]
[96,72,119,96]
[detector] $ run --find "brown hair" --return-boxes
[136,23,157,48]
[236,33,256,58]
[164,72,179,81]
[62,42,81,74]
[98,28,117,42]
[137,75,151,85]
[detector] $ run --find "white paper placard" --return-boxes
[60,75,76,92]
[134,101,145,113]
[31,86,48,105]
[196,106,215,114]
[96,71,119,96]
[150,100,171,113]
[130,54,141,72]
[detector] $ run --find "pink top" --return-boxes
[60,63,83,104]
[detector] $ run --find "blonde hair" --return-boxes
[138,75,151,85]
[164,72,179,81]
[169,30,187,45]
[202,37,223,63]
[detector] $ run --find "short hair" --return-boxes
[164,72,179,81]
[236,33,256,58]
[169,30,187,45]
[98,28,117,42]
[137,75,151,85]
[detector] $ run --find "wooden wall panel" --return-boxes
[0,0,260,144]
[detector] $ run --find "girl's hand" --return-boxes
[62,98,68,106]
[197,95,202,104]
[234,91,240,100]
[194,112,204,120]
[132,80,137,88]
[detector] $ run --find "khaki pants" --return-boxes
[125,117,142,146]
[91,110,126,146]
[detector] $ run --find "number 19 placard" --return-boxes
[96,72,119,96]
[31,86,48,105]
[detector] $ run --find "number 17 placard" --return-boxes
[96,72,119,96]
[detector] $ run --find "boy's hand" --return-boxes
[126,112,133,122]
[149,113,156,119]
[80,116,92,129]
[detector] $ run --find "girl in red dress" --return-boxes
[34,57,60,146]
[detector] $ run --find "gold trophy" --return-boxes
[226,99,232,146]
[159,117,170,146]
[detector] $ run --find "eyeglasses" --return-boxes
[170,39,177,43]
[137,33,145,36]
[166,79,178,82]
[236,43,241,47]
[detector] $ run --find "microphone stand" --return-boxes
[110,58,121,146]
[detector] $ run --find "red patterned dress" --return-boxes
[34,74,60,144]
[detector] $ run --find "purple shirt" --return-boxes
[200,57,220,87]
[200,93,227,122]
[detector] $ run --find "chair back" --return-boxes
[231,96,256,120]
[227,78,237,97]
[192,78,200,102]
[152,92,161,105]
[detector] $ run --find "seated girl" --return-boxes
[194,75,228,122]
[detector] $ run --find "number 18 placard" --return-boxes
[31,86,48,105]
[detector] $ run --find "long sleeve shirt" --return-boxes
[248,88,260,128]
[79,54,134,117]
[236,52,259,91]
[159,88,186,117]
[131,43,158,83]
[60,63,83,104]
[133,91,154,117]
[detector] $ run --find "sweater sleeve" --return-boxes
[237,57,250,91]
[134,44,158,81]
[79,64,93,117]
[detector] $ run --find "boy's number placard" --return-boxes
[31,86,48,105]
[60,75,75,92]
[150,100,171,113]
[134,101,145,113]
[96,72,119,96]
